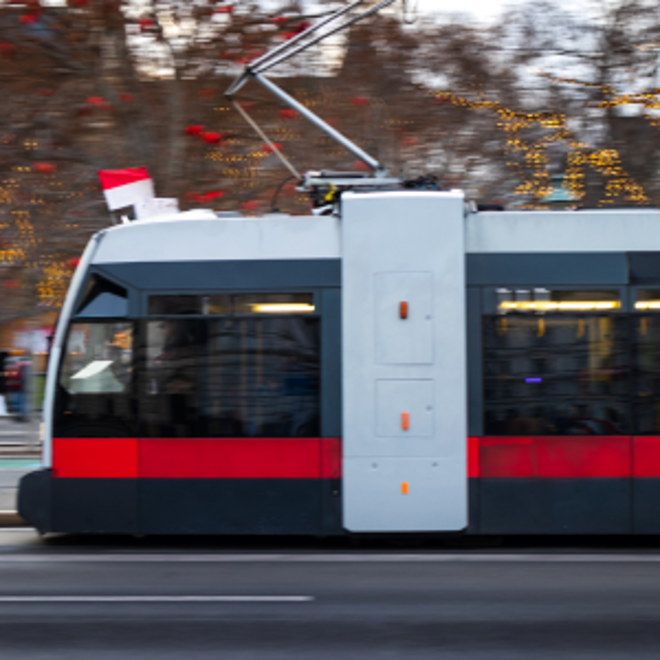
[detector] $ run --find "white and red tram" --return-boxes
[18,194,660,535]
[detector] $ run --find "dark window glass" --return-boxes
[632,315,660,433]
[205,317,320,437]
[139,316,320,438]
[54,322,136,437]
[148,293,315,316]
[148,296,200,316]
[141,319,201,437]
[483,314,629,435]
[77,275,128,317]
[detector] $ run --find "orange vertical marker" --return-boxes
[399,301,408,319]
[401,411,410,430]
[401,481,409,494]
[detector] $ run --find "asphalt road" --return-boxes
[1,531,660,658]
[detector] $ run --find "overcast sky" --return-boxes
[414,0,525,22]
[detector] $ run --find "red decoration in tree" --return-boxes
[69,0,90,7]
[402,137,419,145]
[138,17,155,32]
[202,131,223,144]
[353,160,371,172]
[87,96,106,106]
[292,21,311,35]
[186,191,224,203]
[32,163,57,174]
[3,280,20,289]
[66,258,80,270]
[279,109,297,120]
[185,124,204,136]
[272,16,288,25]
[20,13,39,23]
[240,200,261,212]
[351,96,370,106]
[119,93,134,103]
[215,5,234,13]
[263,142,282,153]
[281,32,297,41]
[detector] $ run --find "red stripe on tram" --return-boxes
[472,436,660,479]
[53,438,139,479]
[52,438,341,479]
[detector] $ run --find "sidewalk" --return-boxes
[0,416,41,525]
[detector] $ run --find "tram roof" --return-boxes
[89,199,660,265]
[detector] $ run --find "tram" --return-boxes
[17,0,660,535]
[17,198,660,535]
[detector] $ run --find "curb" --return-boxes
[0,511,26,527]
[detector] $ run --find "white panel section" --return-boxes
[92,214,341,264]
[467,209,660,253]
[343,457,466,533]
[342,191,467,533]
[375,272,433,365]
[376,379,434,438]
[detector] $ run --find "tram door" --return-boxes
[342,191,467,533]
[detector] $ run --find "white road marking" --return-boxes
[0,595,313,603]
[0,552,660,563]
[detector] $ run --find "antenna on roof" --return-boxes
[225,0,402,210]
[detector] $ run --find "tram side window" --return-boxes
[205,317,320,438]
[142,320,201,438]
[55,322,135,437]
[484,295,629,435]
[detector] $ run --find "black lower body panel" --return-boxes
[472,478,632,535]
[17,469,52,534]
[20,475,342,535]
[139,478,333,535]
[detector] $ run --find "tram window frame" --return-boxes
[75,274,130,318]
[481,285,631,436]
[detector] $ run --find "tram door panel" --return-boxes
[342,192,467,533]
[375,272,434,365]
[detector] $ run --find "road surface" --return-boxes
[1,530,660,658]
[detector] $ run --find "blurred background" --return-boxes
[1,0,660,412]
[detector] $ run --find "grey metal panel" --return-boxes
[92,214,341,264]
[95,260,341,291]
[466,288,483,437]
[466,253,628,286]
[466,208,660,253]
[320,287,342,439]
[342,190,467,532]
[628,252,660,284]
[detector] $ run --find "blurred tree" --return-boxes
[3,0,660,317]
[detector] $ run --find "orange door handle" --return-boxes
[401,411,410,431]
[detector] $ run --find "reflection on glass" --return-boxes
[140,317,320,438]
[55,322,135,438]
[484,314,628,435]
[635,290,660,310]
[497,289,620,314]
[60,323,133,394]
[149,293,315,316]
